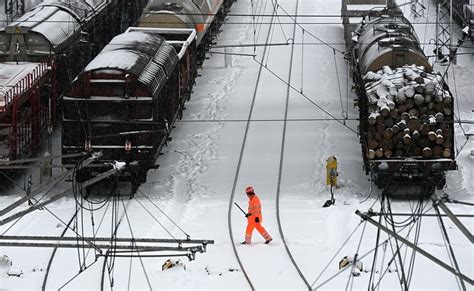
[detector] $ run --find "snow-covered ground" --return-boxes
[0,0,473,290]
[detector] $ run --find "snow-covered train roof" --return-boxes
[83,31,179,98]
[0,62,44,109]
[0,0,112,52]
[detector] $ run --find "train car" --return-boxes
[137,0,235,62]
[346,8,457,193]
[62,28,197,192]
[61,0,235,192]
[341,0,395,51]
[0,0,145,162]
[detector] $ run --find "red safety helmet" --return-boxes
[245,186,255,194]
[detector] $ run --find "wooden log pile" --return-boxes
[363,64,453,160]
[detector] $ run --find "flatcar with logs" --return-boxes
[344,5,457,193]
[0,0,146,162]
[61,0,235,192]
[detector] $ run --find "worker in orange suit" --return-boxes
[241,186,273,245]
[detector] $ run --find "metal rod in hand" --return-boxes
[234,202,246,215]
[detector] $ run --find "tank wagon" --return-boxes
[346,7,457,193]
[341,0,396,51]
[138,0,235,63]
[62,0,235,192]
[0,0,145,162]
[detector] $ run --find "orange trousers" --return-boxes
[245,222,272,244]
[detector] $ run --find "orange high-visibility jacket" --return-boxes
[247,194,263,223]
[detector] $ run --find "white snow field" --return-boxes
[0,0,473,290]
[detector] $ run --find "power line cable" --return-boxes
[276,5,345,54]
[310,222,363,287]
[253,57,358,135]
[433,203,467,290]
[133,195,179,242]
[345,221,367,291]
[333,48,347,123]
[120,198,152,291]
[136,188,190,239]
[368,198,384,290]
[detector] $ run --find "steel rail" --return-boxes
[227,2,277,290]
[42,210,79,290]
[100,196,132,291]
[274,0,312,289]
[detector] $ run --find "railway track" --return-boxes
[274,0,313,288]
[227,0,312,289]
[42,208,79,290]
[38,189,120,290]
[100,196,133,291]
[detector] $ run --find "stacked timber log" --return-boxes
[363,64,453,160]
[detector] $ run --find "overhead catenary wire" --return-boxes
[368,198,384,290]
[271,4,345,54]
[274,0,312,288]
[301,28,304,93]
[313,204,428,290]
[7,14,468,23]
[451,64,469,142]
[251,0,256,55]
[271,1,289,45]
[57,259,101,291]
[366,199,452,291]
[383,219,405,290]
[253,57,358,135]
[9,40,474,51]
[43,208,80,290]
[3,3,471,290]
[6,11,474,19]
[310,222,363,288]
[433,203,467,290]
[120,198,152,291]
[345,221,367,291]
[0,178,100,253]
[405,205,423,289]
[226,4,279,290]
[106,184,120,287]
[376,240,388,291]
[255,0,269,41]
[136,188,190,239]
[333,48,346,123]
[385,197,413,290]
[134,196,179,243]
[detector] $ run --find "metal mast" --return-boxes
[411,0,425,18]
[435,0,453,64]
